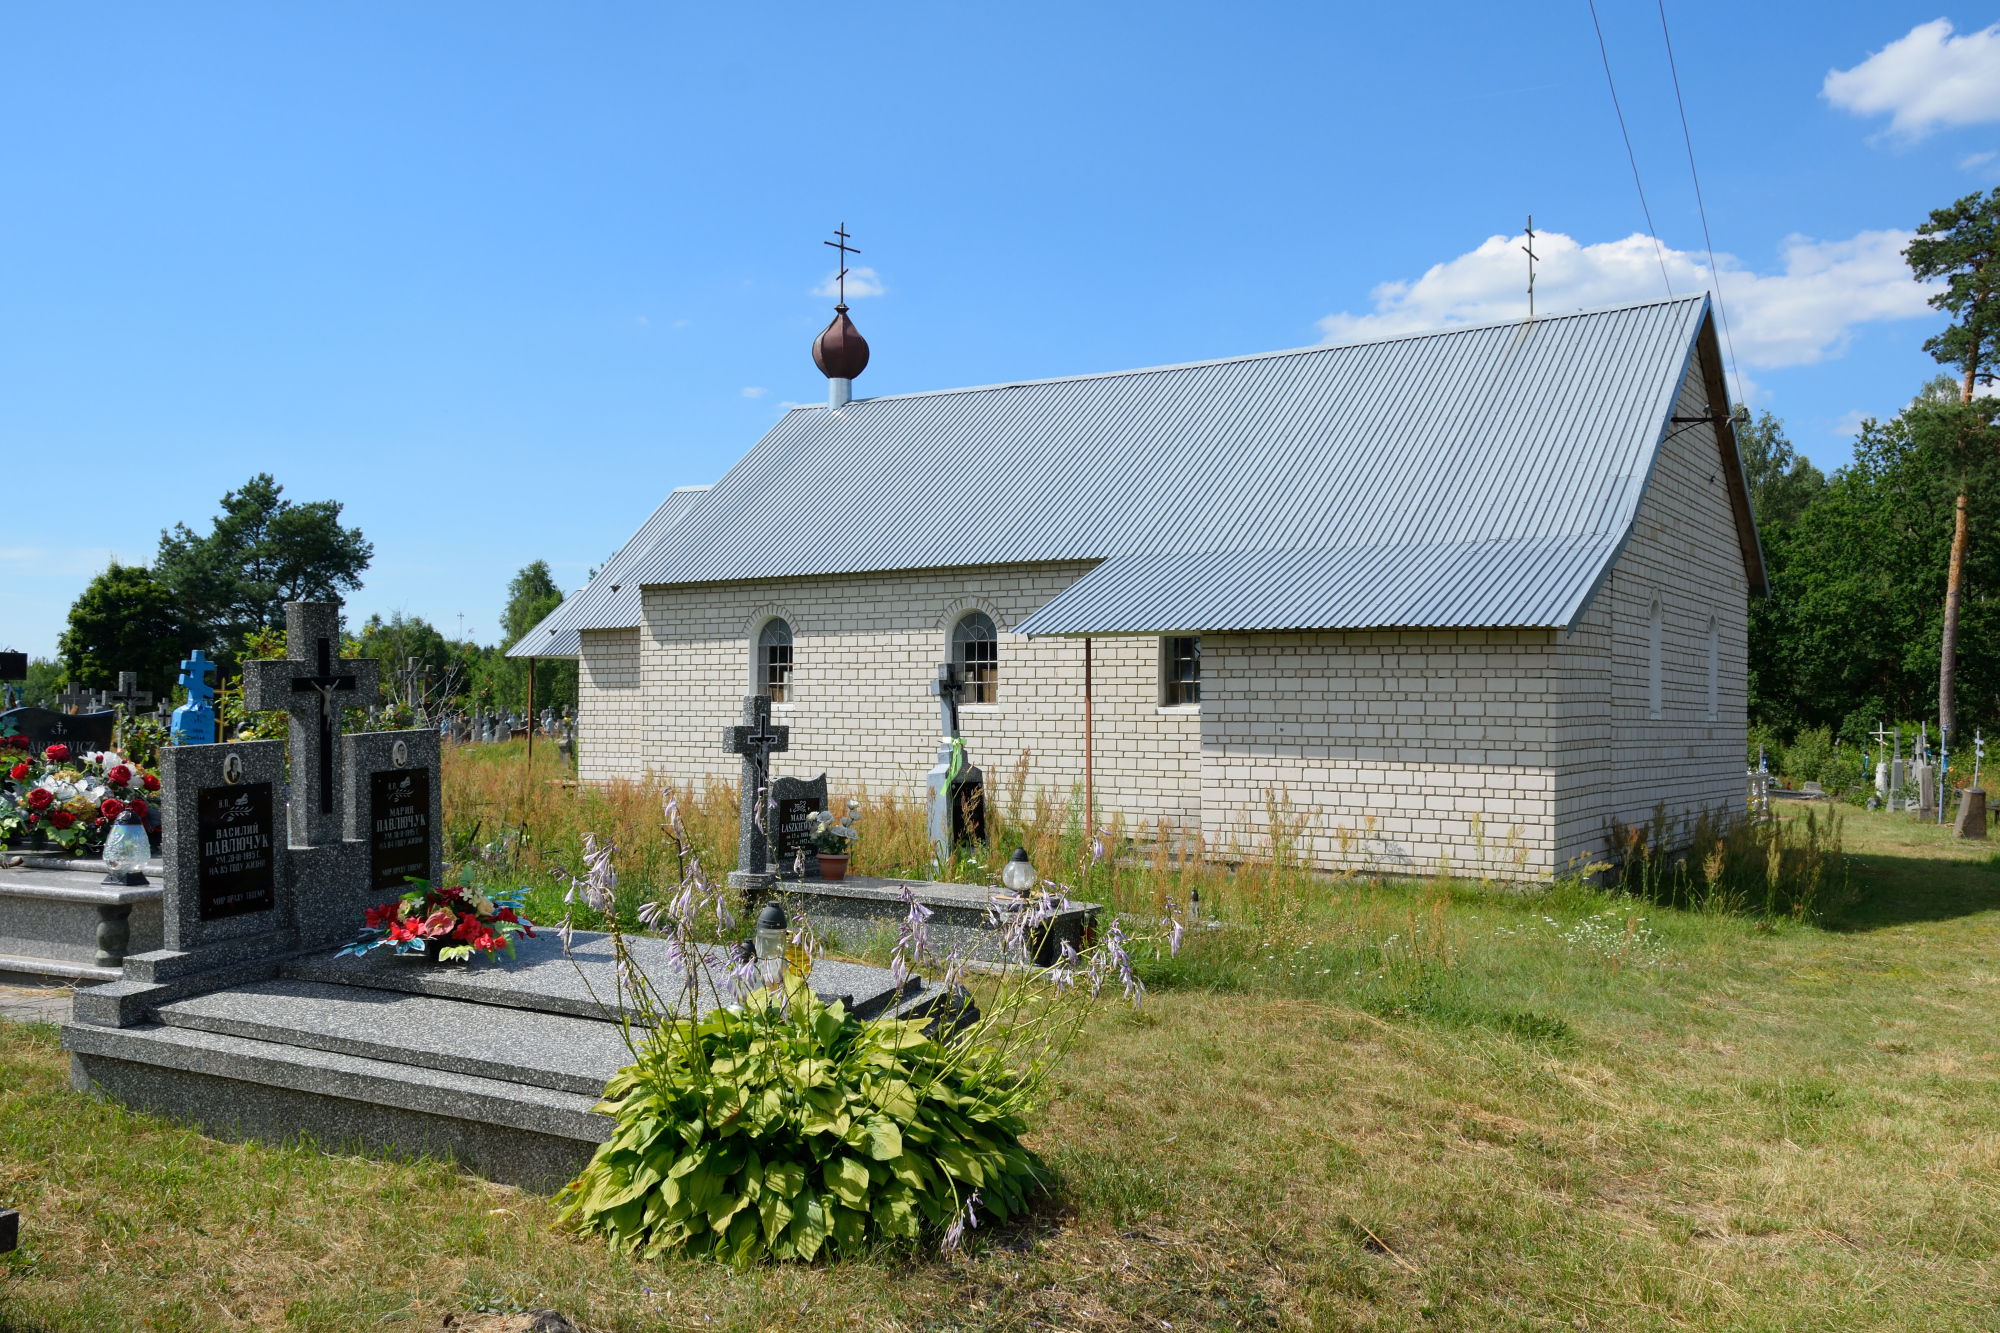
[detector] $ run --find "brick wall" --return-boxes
[577,628,643,782]
[1551,355,1752,865]
[1197,630,1561,877]
[625,564,1204,829]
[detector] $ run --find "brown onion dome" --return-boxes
[812,304,870,380]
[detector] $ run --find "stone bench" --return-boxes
[0,858,164,986]
[773,874,1100,967]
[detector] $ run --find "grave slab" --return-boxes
[778,875,1100,966]
[0,861,164,984]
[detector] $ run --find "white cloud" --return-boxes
[1831,408,1870,438]
[1963,150,1998,169]
[740,386,766,399]
[811,265,884,299]
[634,315,649,327]
[1314,227,1934,371]
[1823,19,2000,139]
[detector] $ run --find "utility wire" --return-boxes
[1586,0,1674,297]
[1657,0,1748,410]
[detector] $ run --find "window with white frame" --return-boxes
[758,618,794,703]
[953,611,999,703]
[1647,600,1663,720]
[1707,615,1719,722]
[1162,636,1201,705]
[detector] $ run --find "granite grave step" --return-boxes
[64,1019,610,1191]
[150,977,635,1097]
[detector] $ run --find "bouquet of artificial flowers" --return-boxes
[338,879,535,962]
[0,741,161,857]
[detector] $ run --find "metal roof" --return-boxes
[613,295,1757,636]
[505,486,712,659]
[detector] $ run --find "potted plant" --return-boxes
[807,801,860,881]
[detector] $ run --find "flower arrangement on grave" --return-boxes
[337,878,536,962]
[0,742,160,857]
[552,803,1149,1263]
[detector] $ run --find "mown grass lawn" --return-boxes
[2,803,1997,1332]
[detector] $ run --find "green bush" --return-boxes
[555,984,1044,1262]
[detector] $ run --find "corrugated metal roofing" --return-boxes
[505,486,711,659]
[613,295,1753,635]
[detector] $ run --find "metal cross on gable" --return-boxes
[244,602,380,847]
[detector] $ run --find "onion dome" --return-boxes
[812,304,870,380]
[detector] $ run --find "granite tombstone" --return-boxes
[771,772,828,879]
[0,705,115,757]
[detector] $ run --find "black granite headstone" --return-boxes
[368,767,432,892]
[771,772,828,879]
[196,782,278,920]
[0,652,26,681]
[0,705,115,756]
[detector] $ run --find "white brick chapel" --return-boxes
[516,294,1765,879]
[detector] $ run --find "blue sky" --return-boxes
[3,2,1995,659]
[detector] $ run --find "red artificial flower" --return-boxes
[452,914,480,942]
[99,797,125,820]
[7,762,26,781]
[421,908,456,938]
[107,764,133,787]
[95,817,107,829]
[495,906,519,924]
[142,773,160,792]
[26,788,52,811]
[44,744,68,762]
[50,810,74,829]
[129,797,149,820]
[26,813,37,825]
[8,735,29,751]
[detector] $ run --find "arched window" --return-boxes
[953,611,999,704]
[1647,600,1663,721]
[758,619,794,703]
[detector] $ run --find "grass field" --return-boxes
[2,774,1997,1330]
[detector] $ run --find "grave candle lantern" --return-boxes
[754,899,789,988]
[1002,847,1038,893]
[101,809,149,885]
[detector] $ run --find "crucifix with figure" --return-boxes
[722,694,789,891]
[244,603,380,846]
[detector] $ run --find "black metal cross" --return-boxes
[293,636,358,814]
[722,695,791,880]
[823,223,860,305]
[244,602,379,847]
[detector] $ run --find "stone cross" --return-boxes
[243,602,380,847]
[101,671,154,714]
[56,682,91,714]
[721,694,789,889]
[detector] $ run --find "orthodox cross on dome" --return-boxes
[823,222,860,307]
[244,602,380,846]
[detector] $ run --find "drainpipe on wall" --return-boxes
[1083,638,1094,835]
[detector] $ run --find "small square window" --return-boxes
[1164,636,1200,706]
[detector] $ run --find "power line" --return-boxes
[1586,0,1673,298]
[1657,0,1748,410]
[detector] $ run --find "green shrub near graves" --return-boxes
[556,984,1042,1263]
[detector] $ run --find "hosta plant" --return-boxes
[556,981,1041,1262]
[548,801,1155,1262]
